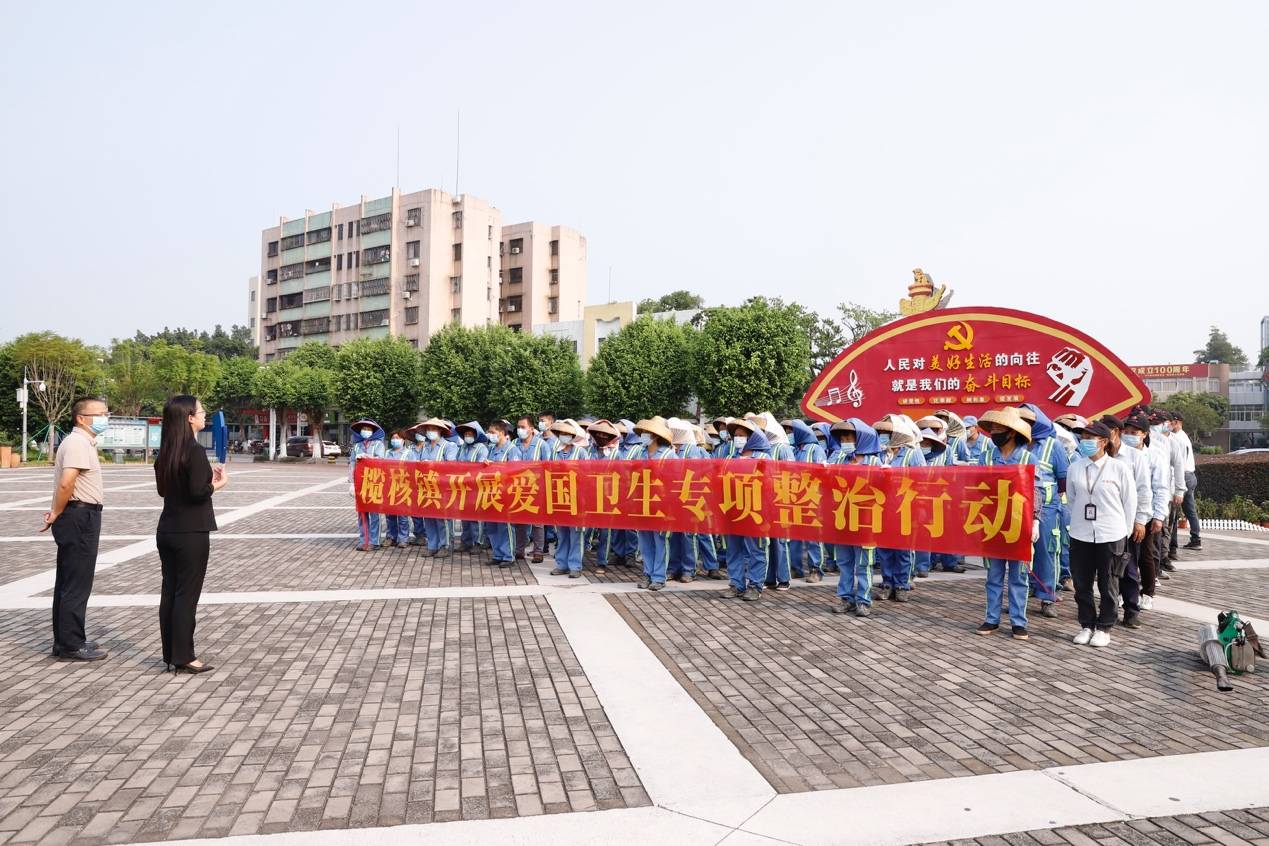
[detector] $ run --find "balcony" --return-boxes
[360,212,392,235]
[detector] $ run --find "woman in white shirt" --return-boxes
[1065,421,1136,648]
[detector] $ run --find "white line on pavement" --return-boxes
[1151,595,1266,630]
[1172,558,1269,570]
[1202,531,1269,548]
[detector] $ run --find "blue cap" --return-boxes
[963,415,978,426]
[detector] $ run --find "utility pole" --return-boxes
[19,367,46,464]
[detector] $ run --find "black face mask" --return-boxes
[990,431,1014,448]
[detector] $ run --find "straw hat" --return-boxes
[634,416,673,444]
[350,418,381,431]
[919,426,946,446]
[692,424,708,448]
[409,417,451,436]
[1016,406,1037,424]
[704,422,719,438]
[872,418,894,434]
[915,415,945,432]
[1053,413,1086,431]
[667,417,695,447]
[727,417,759,437]
[587,419,621,440]
[829,420,857,435]
[979,408,1032,443]
[550,418,583,438]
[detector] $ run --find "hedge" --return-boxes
[1196,452,1269,503]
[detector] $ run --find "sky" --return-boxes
[1,1,1266,366]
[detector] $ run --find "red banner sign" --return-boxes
[1131,364,1203,378]
[354,458,1036,560]
[802,307,1150,425]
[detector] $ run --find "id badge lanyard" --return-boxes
[1084,459,1107,521]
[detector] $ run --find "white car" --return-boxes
[321,441,342,457]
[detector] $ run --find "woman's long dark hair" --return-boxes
[155,395,199,497]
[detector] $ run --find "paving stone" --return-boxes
[1167,566,1269,621]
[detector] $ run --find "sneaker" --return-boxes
[915,571,929,579]
[887,587,898,601]
[1160,560,1177,572]
[648,582,665,591]
[636,576,652,590]
[742,587,761,602]
[706,569,724,580]
[531,553,544,564]
[1059,577,1072,592]
[679,573,694,584]
[1073,628,1093,645]
[1183,540,1202,550]
[945,564,967,574]
[595,566,607,576]
[854,604,871,618]
[550,567,569,576]
[1122,614,1141,629]
[976,623,999,635]
[724,585,744,598]
[1158,571,1170,581]
[880,583,893,595]
[775,582,791,592]
[569,571,581,579]
[830,601,853,615]
[1089,630,1111,647]
[1116,594,1123,608]
[1141,594,1154,610]
[805,571,822,584]
[1011,626,1029,640]
[893,589,910,603]
[1040,601,1057,619]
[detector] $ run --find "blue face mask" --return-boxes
[877,433,891,448]
[718,430,731,442]
[1122,433,1141,448]
[426,430,439,442]
[89,416,110,435]
[838,441,856,456]
[414,433,425,443]
[463,435,475,445]
[558,435,573,446]
[360,429,374,439]
[390,437,404,449]
[922,449,934,459]
[517,426,530,440]
[709,437,720,446]
[733,436,748,451]
[537,420,548,432]
[639,433,653,448]
[1078,439,1100,457]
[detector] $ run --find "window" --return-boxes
[303,286,330,304]
[509,238,524,252]
[306,227,331,245]
[360,212,392,234]
[452,243,462,261]
[488,224,493,239]
[301,316,330,334]
[250,289,256,302]
[264,326,277,342]
[276,320,302,338]
[249,316,255,328]
[338,223,344,240]
[550,269,559,283]
[403,274,420,292]
[353,251,359,268]
[362,245,391,264]
[266,297,277,313]
[509,267,523,283]
[359,308,390,328]
[451,308,461,322]
[405,307,419,325]
[506,295,523,312]
[508,323,522,333]
[281,233,305,251]
[360,277,390,297]
[353,219,360,236]
[406,240,420,260]
[304,257,330,274]
[279,292,303,309]
[279,262,304,281]
[266,269,278,284]
[406,207,421,226]
[267,240,279,257]
[452,211,463,228]
[550,239,559,256]
[450,276,462,293]
[336,253,343,271]
[548,297,558,314]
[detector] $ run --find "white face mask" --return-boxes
[733,436,748,451]
[360,429,373,438]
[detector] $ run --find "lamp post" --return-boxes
[19,367,46,464]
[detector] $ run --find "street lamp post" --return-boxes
[19,367,46,464]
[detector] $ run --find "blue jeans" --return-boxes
[421,518,449,552]
[766,538,792,584]
[1059,502,1071,581]
[791,540,823,577]
[555,526,582,573]
[822,543,838,572]
[485,521,516,563]
[357,512,381,547]
[878,548,913,590]
[915,549,931,576]
[697,533,719,571]
[834,545,875,605]
[384,514,411,545]
[985,558,1029,627]
[668,532,695,578]
[459,521,481,548]
[638,530,670,584]
[726,535,767,591]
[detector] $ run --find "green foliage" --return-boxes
[333,336,423,430]
[208,356,260,419]
[1193,326,1249,370]
[636,290,705,314]
[418,325,584,423]
[147,341,221,400]
[287,342,338,370]
[585,317,695,419]
[1157,391,1228,443]
[690,300,812,417]
[0,342,33,435]
[105,339,159,416]
[1196,494,1269,522]
[837,301,899,345]
[251,361,294,411]
[133,324,256,360]
[1196,452,1269,504]
[1257,346,1269,368]
[7,332,104,433]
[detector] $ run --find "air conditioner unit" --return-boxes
[510,247,521,254]
[406,218,418,227]
[410,258,421,267]
[403,291,411,300]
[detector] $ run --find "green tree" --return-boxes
[837,301,899,345]
[287,341,338,371]
[334,336,422,430]
[289,365,336,458]
[105,339,160,416]
[690,300,811,417]
[1194,326,1249,370]
[8,333,104,445]
[512,333,584,420]
[133,324,256,360]
[207,356,260,421]
[0,342,32,439]
[1158,391,1229,443]
[1257,346,1269,368]
[637,290,706,314]
[148,341,221,399]
[585,316,695,419]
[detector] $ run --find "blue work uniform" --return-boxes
[877,440,925,592]
[812,423,839,572]
[382,443,413,545]
[829,420,882,608]
[455,421,491,550]
[789,421,828,579]
[914,443,959,575]
[979,442,1042,628]
[348,426,386,548]
[765,435,797,586]
[413,438,453,553]
[725,429,771,593]
[485,438,518,565]
[551,440,589,575]
[668,442,711,580]
[635,441,676,585]
[1021,404,1069,604]
[512,433,551,557]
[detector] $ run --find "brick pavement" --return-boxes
[1166,566,1269,621]
[613,580,1269,794]
[0,540,140,586]
[1173,534,1269,562]
[919,806,1269,845]
[0,597,647,844]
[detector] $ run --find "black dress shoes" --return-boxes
[55,647,108,662]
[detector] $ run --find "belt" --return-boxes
[65,501,103,512]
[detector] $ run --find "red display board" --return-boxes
[354,457,1037,560]
[802,307,1150,424]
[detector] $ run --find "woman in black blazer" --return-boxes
[154,395,228,673]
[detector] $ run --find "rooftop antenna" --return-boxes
[454,110,461,196]
[608,266,613,302]
[395,124,400,189]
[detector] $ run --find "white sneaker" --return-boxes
[1090,630,1111,648]
[1116,594,1123,608]
[1073,628,1093,646]
[1141,594,1154,610]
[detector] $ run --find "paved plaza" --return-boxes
[1,463,1267,845]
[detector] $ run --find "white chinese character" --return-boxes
[947,377,961,390]
[898,358,911,371]
[891,379,904,392]
[933,378,945,391]
[1010,353,1024,366]
[884,359,896,372]
[995,353,1009,367]
[1025,351,1040,366]
[912,357,925,370]
[919,378,932,391]
[905,378,917,391]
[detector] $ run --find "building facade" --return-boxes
[257,187,584,360]
[532,302,702,368]
[497,222,586,332]
[1132,362,1267,450]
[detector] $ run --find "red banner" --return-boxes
[354,458,1036,560]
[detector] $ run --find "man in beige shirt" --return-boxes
[40,397,110,661]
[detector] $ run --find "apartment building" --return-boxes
[247,276,260,348]
[497,222,586,332]
[257,188,502,360]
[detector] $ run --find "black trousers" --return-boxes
[51,507,101,651]
[157,532,210,665]
[1070,537,1121,631]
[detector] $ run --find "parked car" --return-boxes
[321,441,342,457]
[285,436,313,457]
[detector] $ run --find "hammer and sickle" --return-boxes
[943,321,974,351]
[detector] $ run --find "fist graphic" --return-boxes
[1046,347,1093,406]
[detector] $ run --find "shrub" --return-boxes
[1195,452,1269,503]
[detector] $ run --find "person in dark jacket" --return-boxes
[154,395,228,674]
